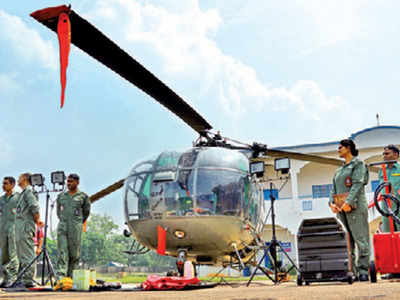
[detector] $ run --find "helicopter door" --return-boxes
[125,171,152,220]
[149,181,166,219]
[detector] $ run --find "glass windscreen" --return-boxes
[196,169,245,216]
[124,148,263,222]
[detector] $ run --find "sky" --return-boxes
[1,0,400,228]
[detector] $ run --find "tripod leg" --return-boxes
[41,250,46,286]
[257,242,288,284]
[276,242,300,273]
[266,241,280,283]
[253,254,274,282]
[40,250,57,286]
[45,250,57,286]
[260,243,280,284]
[12,251,42,287]
[246,251,270,287]
[260,244,276,281]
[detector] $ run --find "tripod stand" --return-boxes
[247,182,299,286]
[12,187,57,287]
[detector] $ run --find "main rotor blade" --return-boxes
[266,149,343,166]
[30,5,212,134]
[265,149,380,173]
[89,179,125,203]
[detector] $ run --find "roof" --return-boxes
[273,125,400,152]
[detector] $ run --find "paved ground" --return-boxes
[1,280,399,300]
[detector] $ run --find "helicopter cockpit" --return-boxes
[124,147,263,224]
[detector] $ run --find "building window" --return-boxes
[263,189,279,200]
[371,180,380,192]
[302,200,312,211]
[312,184,333,198]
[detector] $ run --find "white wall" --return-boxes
[297,163,337,198]
[270,192,379,236]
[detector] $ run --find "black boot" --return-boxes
[359,274,369,281]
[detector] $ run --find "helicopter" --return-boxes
[30,5,373,275]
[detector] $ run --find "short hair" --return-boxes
[68,173,80,181]
[21,173,32,185]
[3,176,15,185]
[384,144,400,155]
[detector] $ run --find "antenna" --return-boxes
[376,113,380,126]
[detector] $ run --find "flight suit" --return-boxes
[56,191,90,277]
[0,192,19,284]
[15,187,39,285]
[329,157,370,276]
[378,162,400,232]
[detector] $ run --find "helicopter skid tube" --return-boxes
[128,215,256,265]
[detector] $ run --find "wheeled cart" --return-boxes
[297,217,353,285]
[369,161,400,283]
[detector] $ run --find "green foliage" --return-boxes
[86,214,119,235]
[81,213,125,267]
[45,236,58,264]
[129,250,175,272]
[44,213,175,271]
[79,213,175,270]
[96,273,148,283]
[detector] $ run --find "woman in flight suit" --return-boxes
[329,139,370,281]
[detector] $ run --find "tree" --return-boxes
[45,237,58,264]
[79,213,176,271]
[81,214,121,267]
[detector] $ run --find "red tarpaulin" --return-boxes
[142,275,200,291]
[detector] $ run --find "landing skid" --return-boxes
[123,239,150,255]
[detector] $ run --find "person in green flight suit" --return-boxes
[56,174,90,278]
[379,144,400,280]
[0,177,19,287]
[329,139,370,281]
[14,173,43,288]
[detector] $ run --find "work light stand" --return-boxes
[247,181,300,286]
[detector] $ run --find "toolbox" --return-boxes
[297,217,352,285]
[373,232,400,275]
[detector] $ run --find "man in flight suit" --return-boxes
[0,177,19,287]
[56,174,90,278]
[379,145,400,279]
[15,173,43,288]
[379,144,400,232]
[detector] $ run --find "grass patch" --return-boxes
[96,273,148,284]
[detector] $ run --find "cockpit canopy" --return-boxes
[124,147,262,223]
